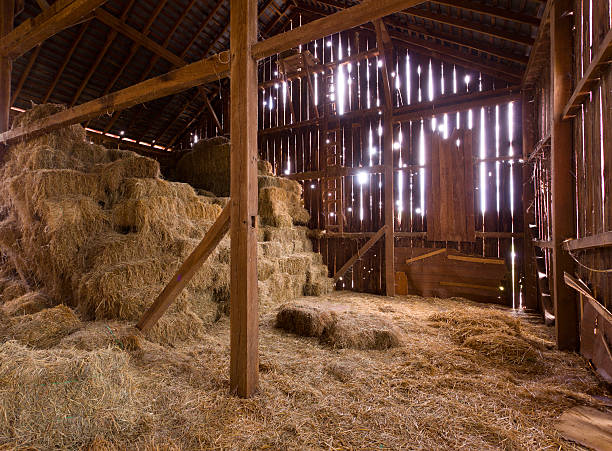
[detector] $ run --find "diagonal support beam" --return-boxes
[333,226,387,281]
[136,204,230,332]
[0,0,109,59]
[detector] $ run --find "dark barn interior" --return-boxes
[0,0,611,449]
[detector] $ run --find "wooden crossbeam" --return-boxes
[447,254,505,265]
[0,51,229,145]
[563,28,612,119]
[252,0,426,60]
[333,226,387,281]
[0,0,108,59]
[562,232,612,251]
[136,204,230,332]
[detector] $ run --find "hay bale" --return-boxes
[0,341,142,449]
[276,303,334,337]
[320,315,403,350]
[175,137,231,196]
[276,302,402,350]
[0,104,332,344]
[9,305,82,348]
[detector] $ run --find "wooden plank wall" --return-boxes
[528,0,611,314]
[187,23,525,306]
[572,0,612,311]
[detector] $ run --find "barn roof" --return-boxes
[9,0,544,149]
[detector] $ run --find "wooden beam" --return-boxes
[374,19,395,297]
[405,248,447,264]
[136,204,230,332]
[0,51,229,145]
[447,254,505,265]
[551,0,578,351]
[563,28,612,118]
[229,0,259,398]
[251,0,426,60]
[563,232,612,251]
[393,85,521,123]
[333,225,387,281]
[0,0,14,136]
[0,0,109,59]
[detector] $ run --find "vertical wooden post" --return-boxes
[551,0,578,350]
[0,0,14,135]
[521,90,538,311]
[374,19,395,296]
[229,0,259,397]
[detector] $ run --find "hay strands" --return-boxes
[137,204,230,332]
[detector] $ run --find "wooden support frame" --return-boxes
[229,0,259,398]
[0,0,108,59]
[551,0,578,351]
[374,18,395,296]
[137,204,231,332]
[333,225,387,282]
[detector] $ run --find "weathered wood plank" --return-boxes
[334,225,387,281]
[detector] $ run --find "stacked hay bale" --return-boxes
[0,105,332,344]
[173,138,332,306]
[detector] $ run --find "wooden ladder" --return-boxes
[321,69,344,233]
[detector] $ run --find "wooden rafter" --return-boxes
[300,6,523,82]
[41,20,89,103]
[69,1,137,107]
[309,0,534,46]
[10,44,41,107]
[0,51,229,145]
[252,0,426,60]
[0,0,109,59]
[298,1,527,65]
[431,0,540,26]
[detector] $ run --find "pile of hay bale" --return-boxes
[276,302,403,350]
[0,104,332,344]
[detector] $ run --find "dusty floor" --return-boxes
[1,292,610,450]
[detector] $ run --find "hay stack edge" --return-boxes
[0,104,332,344]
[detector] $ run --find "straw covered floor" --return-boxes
[0,292,610,450]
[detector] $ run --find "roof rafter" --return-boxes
[0,0,109,59]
